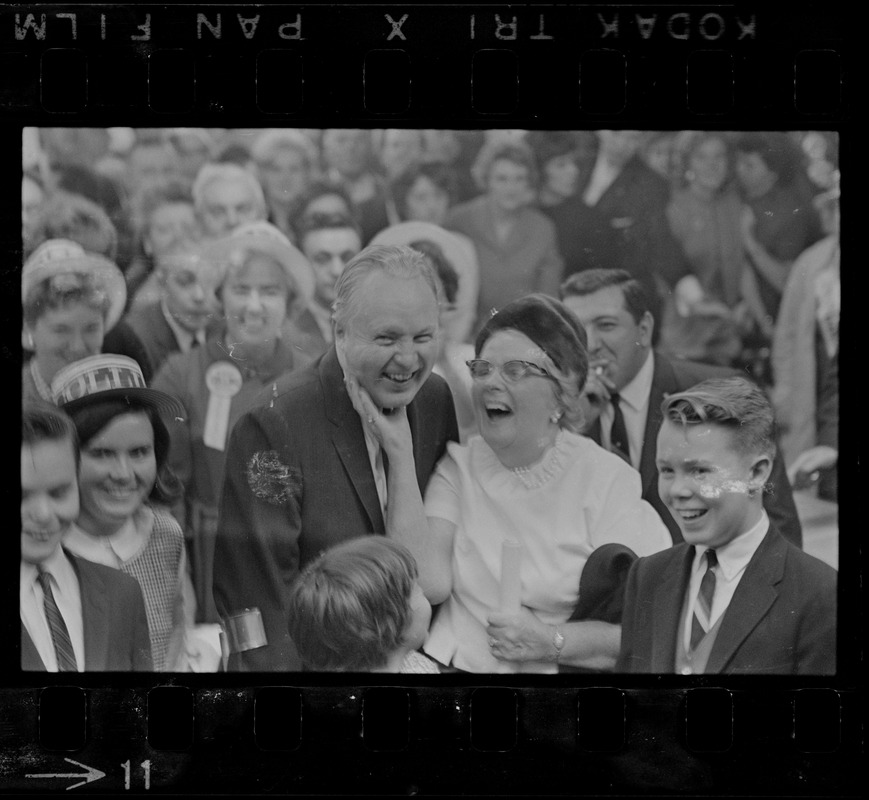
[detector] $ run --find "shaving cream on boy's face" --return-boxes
[656,421,769,549]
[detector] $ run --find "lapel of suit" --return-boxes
[650,545,694,670]
[321,349,386,532]
[136,303,179,357]
[706,529,785,673]
[152,304,179,352]
[640,352,677,497]
[594,156,638,216]
[21,626,47,670]
[68,552,111,671]
[406,389,432,491]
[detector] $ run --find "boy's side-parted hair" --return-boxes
[22,401,80,462]
[286,536,419,672]
[661,376,776,460]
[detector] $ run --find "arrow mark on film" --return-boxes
[26,757,106,791]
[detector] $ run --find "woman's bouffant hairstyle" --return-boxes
[475,293,589,432]
[286,537,420,672]
[525,130,580,172]
[25,190,119,261]
[391,161,459,220]
[67,398,181,505]
[734,132,804,186]
[471,140,539,192]
[661,376,776,461]
[672,131,734,190]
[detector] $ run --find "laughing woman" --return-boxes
[351,294,671,673]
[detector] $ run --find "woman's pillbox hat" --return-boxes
[51,354,184,419]
[475,293,589,379]
[22,239,127,330]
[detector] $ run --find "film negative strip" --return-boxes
[2,3,859,796]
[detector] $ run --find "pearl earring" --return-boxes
[26,333,34,349]
[550,411,563,424]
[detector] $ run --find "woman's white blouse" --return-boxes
[422,430,672,673]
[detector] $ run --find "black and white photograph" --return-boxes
[20,125,839,676]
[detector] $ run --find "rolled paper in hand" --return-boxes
[499,540,522,613]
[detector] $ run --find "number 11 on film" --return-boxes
[121,760,151,790]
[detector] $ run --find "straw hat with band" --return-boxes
[52,354,184,420]
[202,221,315,310]
[22,238,127,331]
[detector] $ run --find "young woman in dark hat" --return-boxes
[53,354,191,671]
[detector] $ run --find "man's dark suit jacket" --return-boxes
[213,346,459,671]
[21,552,153,671]
[576,154,690,290]
[589,352,802,548]
[616,526,837,674]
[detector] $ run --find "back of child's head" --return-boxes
[287,536,418,671]
[661,376,775,460]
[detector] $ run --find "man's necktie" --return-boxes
[690,549,718,651]
[37,569,78,672]
[609,392,631,464]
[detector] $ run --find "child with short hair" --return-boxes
[286,537,438,673]
[617,376,836,675]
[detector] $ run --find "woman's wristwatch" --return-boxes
[551,625,565,663]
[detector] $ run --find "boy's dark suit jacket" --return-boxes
[213,346,458,671]
[21,552,153,671]
[616,526,837,674]
[588,351,802,548]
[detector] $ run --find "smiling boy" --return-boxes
[616,377,836,675]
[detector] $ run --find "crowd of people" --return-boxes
[21,127,839,674]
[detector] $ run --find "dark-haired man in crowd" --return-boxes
[284,212,363,359]
[561,268,801,548]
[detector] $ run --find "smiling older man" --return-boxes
[213,244,458,671]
